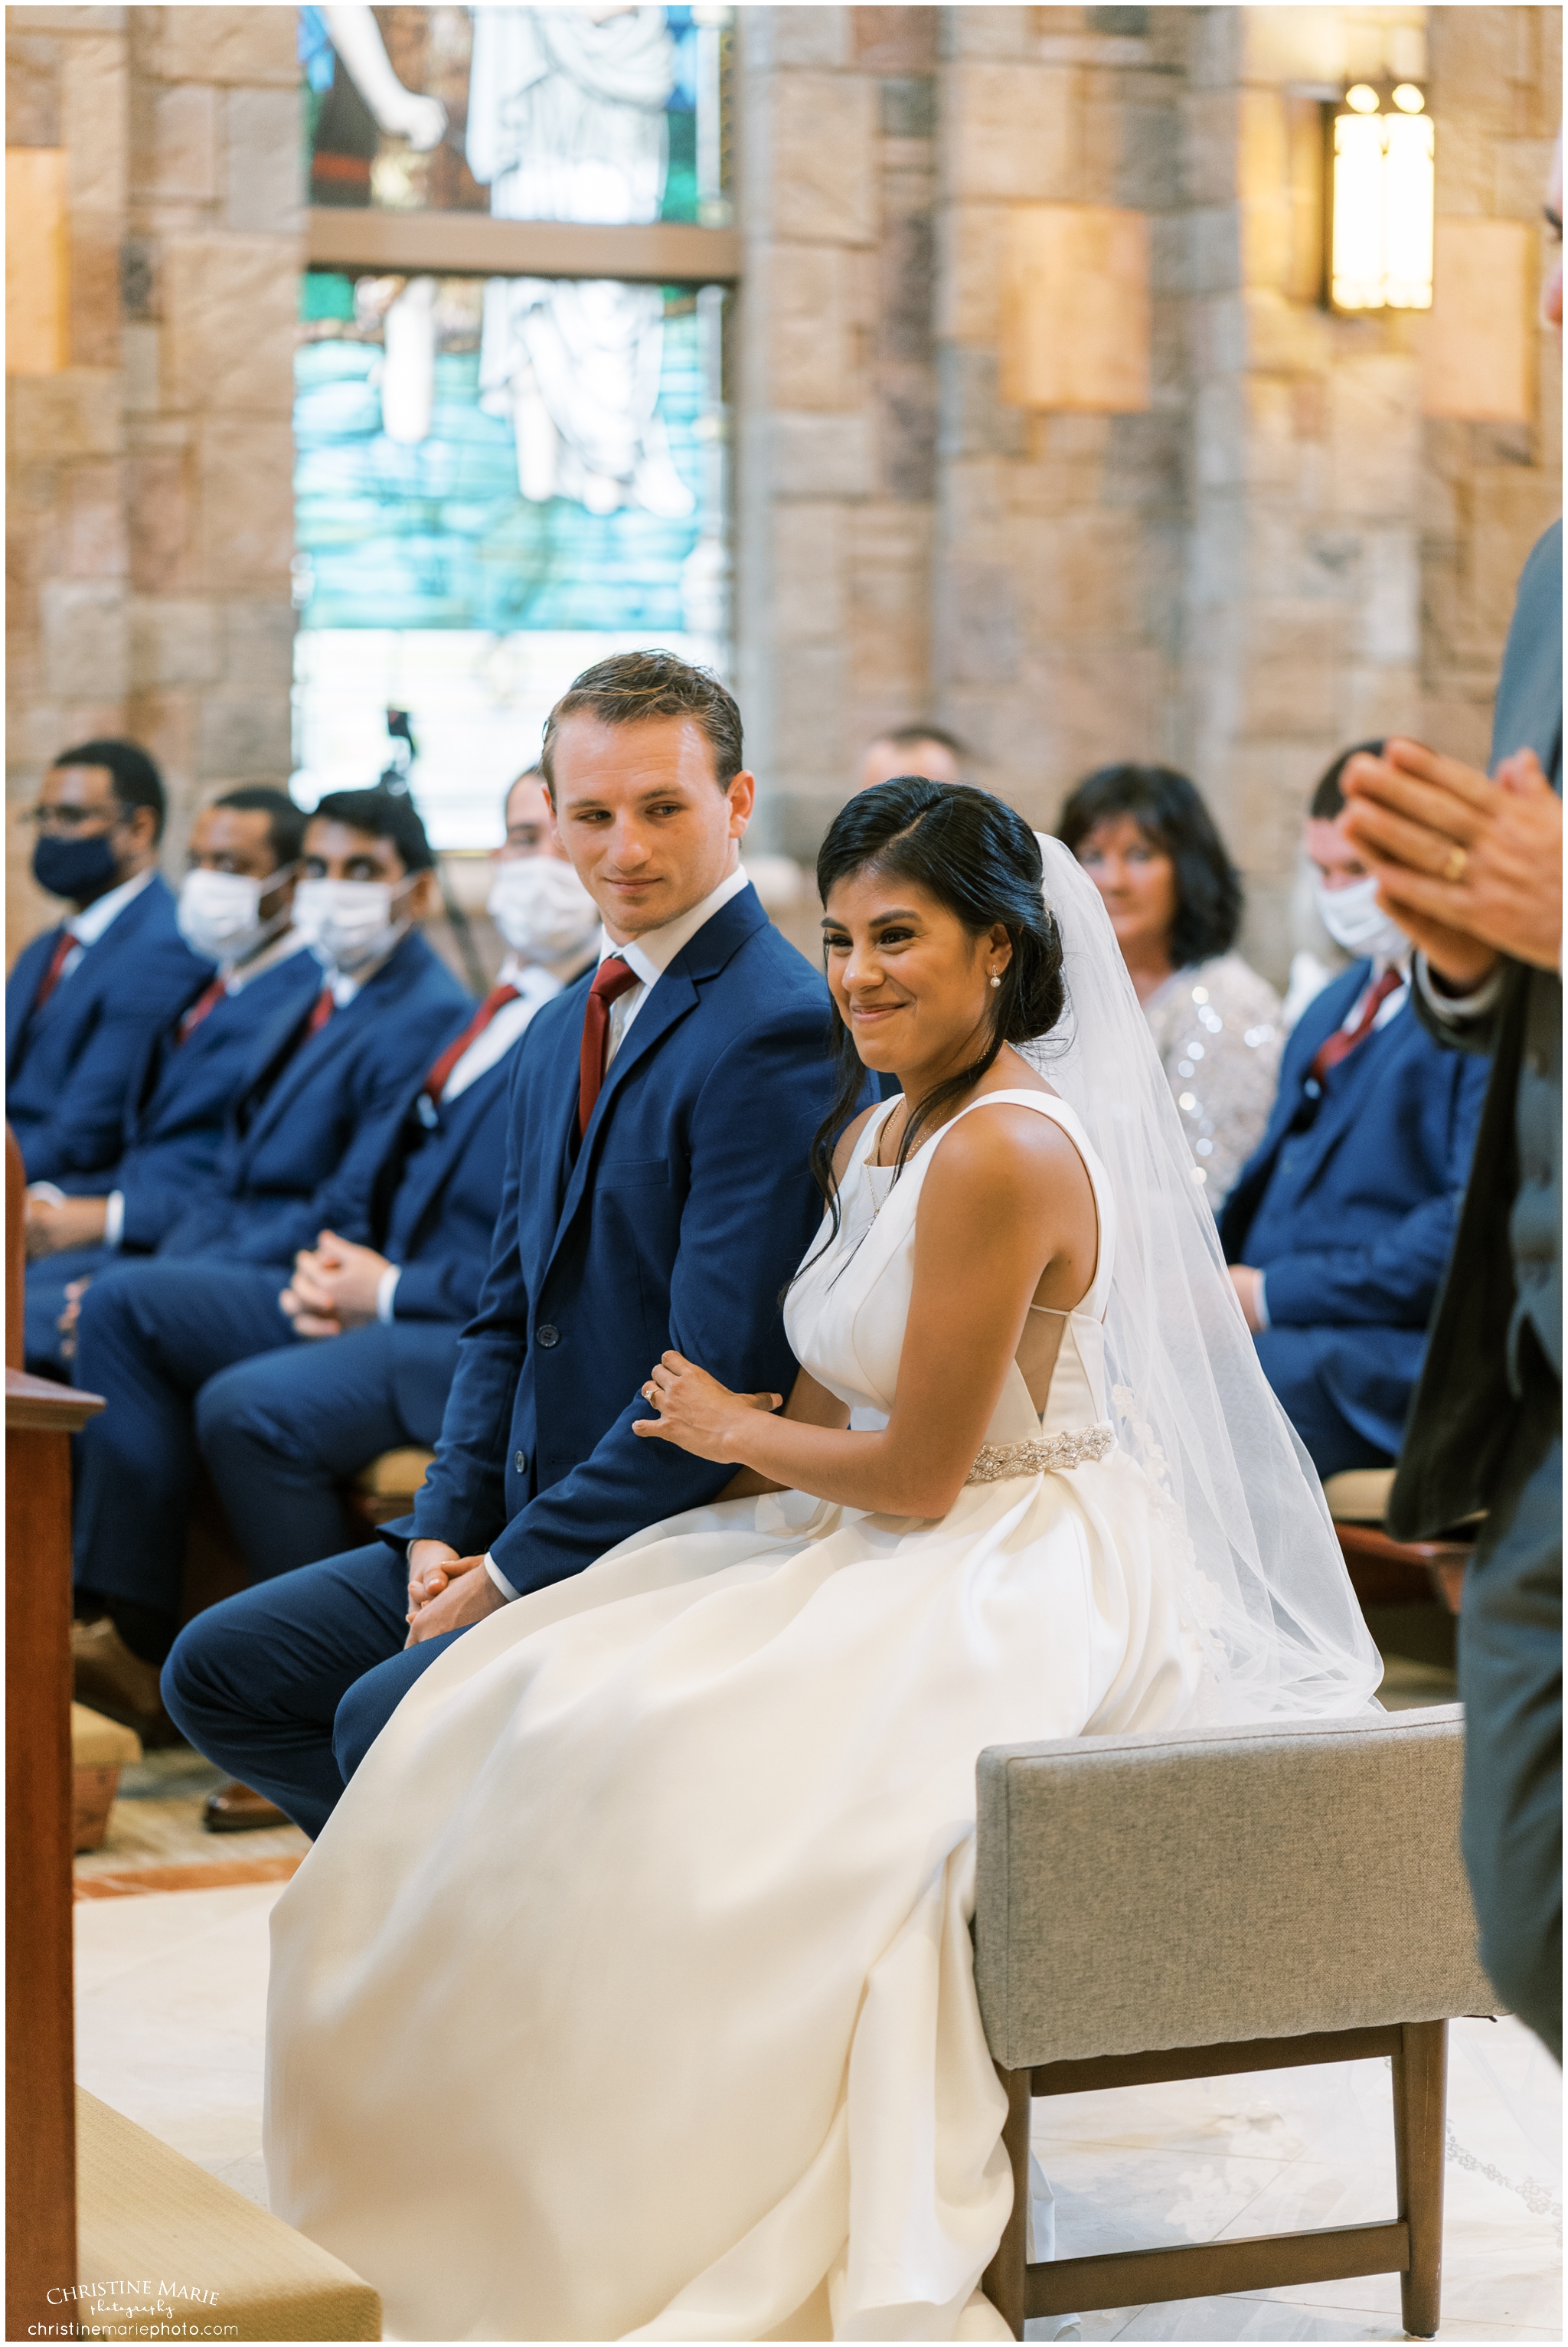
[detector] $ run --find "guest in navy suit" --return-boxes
[67,787,470,1729]
[1220,743,1489,1479]
[164,651,867,1837]
[23,787,317,1375]
[8,740,210,1182]
[194,770,602,1577]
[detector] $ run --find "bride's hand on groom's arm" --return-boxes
[633,1353,783,1462]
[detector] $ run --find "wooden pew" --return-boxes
[6,1126,104,2336]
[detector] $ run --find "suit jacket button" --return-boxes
[514,1450,526,1473]
[537,1324,560,1348]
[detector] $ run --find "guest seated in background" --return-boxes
[65,787,471,1735]
[857,721,969,793]
[197,767,599,1577]
[23,786,317,1376]
[69,771,599,1765]
[8,739,210,1185]
[1059,762,1282,1208]
[1220,741,1490,1481]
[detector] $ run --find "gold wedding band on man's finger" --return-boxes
[1441,845,1468,884]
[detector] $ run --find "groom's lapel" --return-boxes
[544,967,700,1272]
[541,886,767,1276]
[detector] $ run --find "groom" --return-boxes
[164,652,858,1835]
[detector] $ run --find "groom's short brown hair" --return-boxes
[540,650,744,793]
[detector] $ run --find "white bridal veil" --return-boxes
[1026,836,1383,1723]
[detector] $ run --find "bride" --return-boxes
[265,781,1380,2342]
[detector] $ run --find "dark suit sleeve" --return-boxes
[402,1050,534,1555]
[16,946,202,1184]
[485,1006,848,1599]
[1258,1054,1491,1329]
[387,1253,485,1323]
[1409,956,1510,1061]
[224,1001,469,1265]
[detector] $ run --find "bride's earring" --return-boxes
[989,972,1001,989]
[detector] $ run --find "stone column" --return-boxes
[6,5,302,959]
[1181,5,1434,971]
[6,5,132,950]
[1419,3,1563,768]
[124,5,302,860]
[735,5,940,861]
[932,5,1189,829]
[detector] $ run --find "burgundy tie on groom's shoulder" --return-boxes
[577,956,639,1137]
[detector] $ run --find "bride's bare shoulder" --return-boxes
[922,1095,1089,1208]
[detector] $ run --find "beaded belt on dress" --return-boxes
[965,1424,1114,1483]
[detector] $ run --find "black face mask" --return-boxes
[32,830,120,904]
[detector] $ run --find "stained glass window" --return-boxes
[299,5,733,226]
[292,5,733,848]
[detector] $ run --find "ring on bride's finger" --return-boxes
[1442,844,1468,883]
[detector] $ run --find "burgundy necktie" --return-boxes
[177,975,227,1044]
[577,956,639,1137]
[32,930,76,1012]
[423,983,521,1108]
[1308,968,1403,1084]
[305,985,335,1037]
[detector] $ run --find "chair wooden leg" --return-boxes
[1392,2020,1446,2338]
[982,2064,1032,2342]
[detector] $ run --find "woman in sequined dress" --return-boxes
[1059,762,1282,1208]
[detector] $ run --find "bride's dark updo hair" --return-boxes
[810,776,1066,1215]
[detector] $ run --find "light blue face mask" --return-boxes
[1314,873,1410,963]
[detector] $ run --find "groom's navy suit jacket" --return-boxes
[401,884,861,1600]
[1220,972,1488,1457]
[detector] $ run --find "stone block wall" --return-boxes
[740,3,1562,983]
[737,5,943,861]
[6,5,299,960]
[1420,3,1563,770]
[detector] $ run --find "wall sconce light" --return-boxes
[1329,81,1434,311]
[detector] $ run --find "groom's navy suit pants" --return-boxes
[164,1541,464,1840]
[163,885,863,1837]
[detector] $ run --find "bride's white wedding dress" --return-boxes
[266,1090,1209,2341]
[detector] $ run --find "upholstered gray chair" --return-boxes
[975,1704,1498,2340]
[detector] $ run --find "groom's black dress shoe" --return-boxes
[204,1782,289,1833]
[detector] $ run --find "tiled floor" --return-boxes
[77,1875,1559,2342]
[75,1744,308,1891]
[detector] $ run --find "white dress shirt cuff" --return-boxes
[1254,1270,1269,1331]
[375,1265,402,1324]
[484,1552,519,1602]
[103,1191,125,1250]
[26,1182,67,1208]
[1414,951,1507,1024]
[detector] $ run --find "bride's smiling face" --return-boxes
[822,868,1011,1076]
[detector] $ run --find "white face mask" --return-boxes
[1313,873,1410,963]
[294,877,410,975]
[177,868,292,966]
[487,855,600,964]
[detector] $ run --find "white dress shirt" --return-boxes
[598,861,752,1068]
[482,861,752,1603]
[54,865,157,983]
